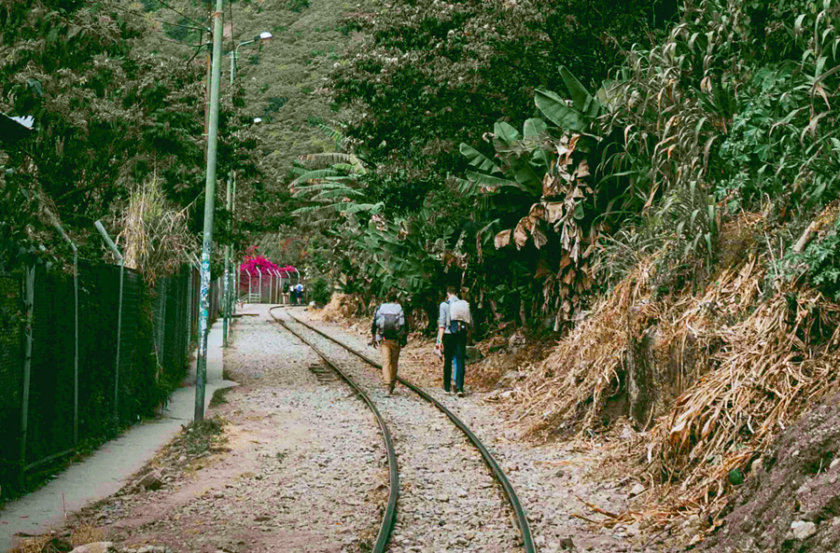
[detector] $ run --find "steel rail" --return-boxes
[267,307,398,553]
[284,309,536,553]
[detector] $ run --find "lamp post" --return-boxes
[223,32,272,348]
[195,0,225,423]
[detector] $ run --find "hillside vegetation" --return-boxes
[286,0,840,546]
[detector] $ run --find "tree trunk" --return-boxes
[625,307,658,429]
[424,300,439,335]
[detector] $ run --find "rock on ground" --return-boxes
[702,393,840,552]
[67,306,384,553]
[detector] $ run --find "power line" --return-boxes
[149,0,210,30]
[106,3,207,53]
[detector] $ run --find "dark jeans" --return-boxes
[443,332,467,392]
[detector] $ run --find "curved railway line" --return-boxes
[268,306,536,553]
[268,306,398,553]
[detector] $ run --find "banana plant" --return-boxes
[456,66,628,326]
[290,129,382,218]
[460,66,604,256]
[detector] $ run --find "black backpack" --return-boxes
[381,313,401,339]
[376,303,405,340]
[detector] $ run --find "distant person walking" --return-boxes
[295,282,304,305]
[370,290,408,395]
[435,286,471,396]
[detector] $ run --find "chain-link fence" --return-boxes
[0,263,219,495]
[238,269,298,304]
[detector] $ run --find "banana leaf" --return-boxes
[493,121,521,149]
[460,143,502,174]
[535,89,587,132]
[559,65,601,118]
[523,118,548,138]
[465,170,524,192]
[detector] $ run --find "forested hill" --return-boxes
[143,0,374,235]
[219,0,373,231]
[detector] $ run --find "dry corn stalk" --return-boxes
[647,285,840,516]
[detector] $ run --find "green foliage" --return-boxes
[288,0,680,326]
[799,222,840,301]
[222,0,367,237]
[774,217,840,301]
[592,0,840,294]
[1,0,199,268]
[285,0,310,12]
[331,0,678,198]
[308,276,331,304]
[290,127,381,218]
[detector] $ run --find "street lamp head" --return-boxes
[258,31,273,41]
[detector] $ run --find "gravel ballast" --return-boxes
[275,308,523,553]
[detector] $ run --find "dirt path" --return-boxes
[66,306,385,553]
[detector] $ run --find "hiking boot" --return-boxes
[444,388,452,395]
[456,389,464,398]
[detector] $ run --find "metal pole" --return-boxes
[20,265,35,469]
[231,177,238,317]
[223,41,233,346]
[186,267,193,344]
[233,259,238,315]
[187,257,200,343]
[257,267,263,304]
[53,221,79,445]
[72,247,78,442]
[195,0,225,422]
[222,225,230,348]
[159,279,167,366]
[94,221,124,422]
[247,269,252,302]
[223,50,237,337]
[230,263,241,315]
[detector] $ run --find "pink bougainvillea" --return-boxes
[238,246,296,278]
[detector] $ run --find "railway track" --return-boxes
[268,306,536,553]
[268,306,398,553]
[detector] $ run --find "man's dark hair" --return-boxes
[446,285,457,295]
[386,288,399,302]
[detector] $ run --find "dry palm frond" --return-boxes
[508,256,659,435]
[647,285,840,518]
[119,175,198,285]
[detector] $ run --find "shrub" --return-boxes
[309,277,331,305]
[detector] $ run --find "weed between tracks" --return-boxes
[177,417,226,457]
[9,524,105,553]
[209,386,232,408]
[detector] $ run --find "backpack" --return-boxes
[376,303,405,340]
[448,299,471,334]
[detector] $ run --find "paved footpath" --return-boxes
[0,318,237,552]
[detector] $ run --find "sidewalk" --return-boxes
[0,320,236,552]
